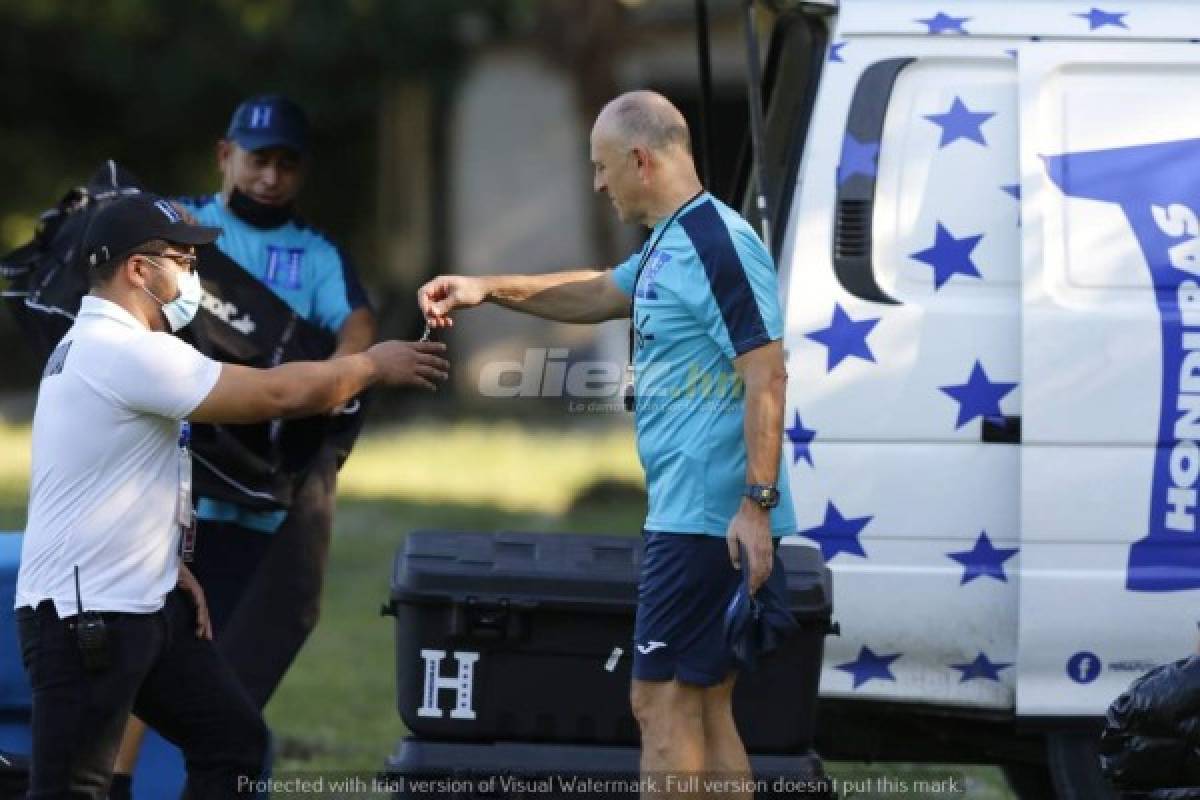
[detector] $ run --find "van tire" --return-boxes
[1046,731,1117,800]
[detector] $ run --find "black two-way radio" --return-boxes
[73,565,110,672]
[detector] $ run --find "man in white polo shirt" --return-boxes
[14,193,448,798]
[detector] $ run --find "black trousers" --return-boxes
[190,446,338,709]
[16,590,267,799]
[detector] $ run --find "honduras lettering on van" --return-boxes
[1044,138,1200,592]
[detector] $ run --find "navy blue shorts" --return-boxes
[633,531,780,687]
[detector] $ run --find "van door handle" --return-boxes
[982,416,1021,444]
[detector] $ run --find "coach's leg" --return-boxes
[215,446,337,708]
[631,678,706,798]
[701,672,753,799]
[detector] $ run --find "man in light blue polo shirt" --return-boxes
[608,194,796,544]
[179,93,376,694]
[113,95,377,794]
[417,90,794,794]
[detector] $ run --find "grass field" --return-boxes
[0,419,1015,798]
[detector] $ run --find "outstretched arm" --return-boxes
[417,270,629,328]
[190,341,449,424]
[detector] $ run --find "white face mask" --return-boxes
[142,258,203,332]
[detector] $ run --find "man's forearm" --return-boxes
[742,367,787,487]
[268,354,379,418]
[485,270,624,323]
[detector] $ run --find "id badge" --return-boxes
[177,441,196,562]
[622,363,636,413]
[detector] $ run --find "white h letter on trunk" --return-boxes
[417,649,479,719]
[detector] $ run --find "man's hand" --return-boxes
[417,276,488,329]
[177,564,213,640]
[726,499,774,594]
[366,340,450,391]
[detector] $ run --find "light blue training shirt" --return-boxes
[178,193,369,532]
[611,192,796,537]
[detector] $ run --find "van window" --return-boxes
[871,58,1020,299]
[1041,63,1200,292]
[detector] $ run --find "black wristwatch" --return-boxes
[744,484,780,510]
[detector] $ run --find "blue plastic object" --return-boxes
[0,533,30,713]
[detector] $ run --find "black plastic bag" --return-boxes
[1101,656,1200,791]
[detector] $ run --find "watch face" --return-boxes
[748,485,779,508]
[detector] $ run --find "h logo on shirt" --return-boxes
[265,246,304,290]
[636,251,671,300]
[249,105,273,129]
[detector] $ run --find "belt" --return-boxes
[16,598,151,629]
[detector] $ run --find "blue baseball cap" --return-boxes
[225,94,309,154]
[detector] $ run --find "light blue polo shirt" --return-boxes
[178,193,369,532]
[612,193,796,537]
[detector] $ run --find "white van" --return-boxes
[739,0,1200,796]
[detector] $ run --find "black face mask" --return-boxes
[227,188,294,229]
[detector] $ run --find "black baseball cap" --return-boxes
[84,193,220,268]
[225,94,309,154]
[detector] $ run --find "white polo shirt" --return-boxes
[15,296,222,616]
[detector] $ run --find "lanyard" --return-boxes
[626,190,705,365]
[177,422,196,562]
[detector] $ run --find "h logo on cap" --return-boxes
[154,199,182,224]
[249,105,273,129]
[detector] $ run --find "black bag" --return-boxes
[384,531,833,754]
[0,160,365,511]
[1100,656,1200,791]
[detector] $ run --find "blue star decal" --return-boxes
[910,222,984,290]
[799,501,872,562]
[829,41,848,63]
[837,134,879,186]
[837,646,901,688]
[916,12,970,34]
[805,304,880,372]
[1073,7,1128,30]
[939,361,1018,429]
[923,97,996,148]
[1002,185,1022,226]
[947,531,1019,584]
[785,411,816,467]
[950,652,1013,683]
